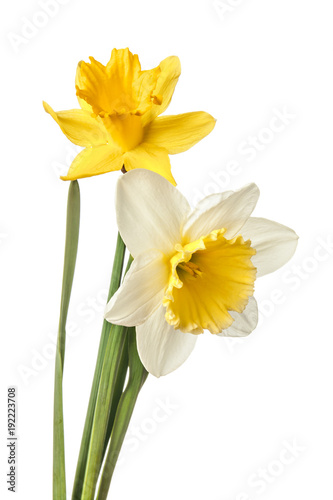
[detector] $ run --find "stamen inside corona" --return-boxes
[177,261,202,278]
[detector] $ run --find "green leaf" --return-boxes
[53,180,80,500]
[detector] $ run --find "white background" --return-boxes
[1,0,333,499]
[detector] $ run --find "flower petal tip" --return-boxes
[43,101,52,114]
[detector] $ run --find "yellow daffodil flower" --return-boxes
[43,48,216,184]
[104,170,298,377]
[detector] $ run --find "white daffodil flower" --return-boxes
[105,169,298,377]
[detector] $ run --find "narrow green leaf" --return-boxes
[53,180,80,500]
[96,328,148,500]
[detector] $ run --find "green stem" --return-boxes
[81,324,127,500]
[101,255,134,458]
[53,181,80,500]
[96,328,148,500]
[102,331,129,458]
[103,255,133,457]
[72,233,126,500]
[79,255,134,500]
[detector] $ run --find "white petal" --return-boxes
[116,169,191,257]
[183,184,260,242]
[136,306,197,377]
[218,297,258,337]
[104,250,168,326]
[240,217,298,277]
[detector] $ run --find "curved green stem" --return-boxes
[53,181,80,500]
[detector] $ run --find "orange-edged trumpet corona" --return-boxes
[104,169,298,377]
[43,48,216,184]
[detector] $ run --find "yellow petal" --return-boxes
[144,112,216,154]
[75,62,93,112]
[123,144,176,185]
[164,230,257,334]
[142,56,181,126]
[43,101,110,147]
[60,145,123,180]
